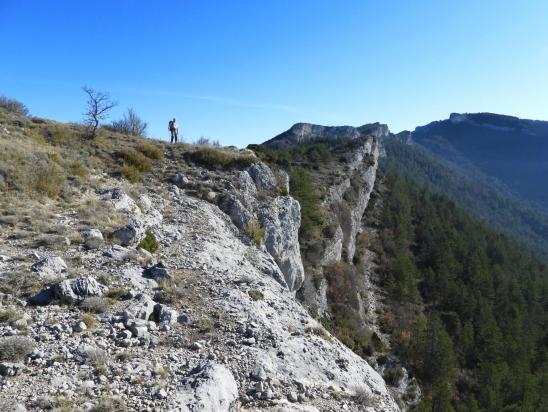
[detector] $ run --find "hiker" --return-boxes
[168,118,179,143]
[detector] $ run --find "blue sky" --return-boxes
[1,0,547,146]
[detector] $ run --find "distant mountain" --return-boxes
[381,135,548,259]
[411,113,548,210]
[263,122,389,149]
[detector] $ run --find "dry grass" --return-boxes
[245,220,265,246]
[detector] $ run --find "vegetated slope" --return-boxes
[411,112,548,210]
[373,172,548,412]
[380,137,548,259]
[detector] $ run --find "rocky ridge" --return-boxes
[263,123,390,149]
[0,146,400,411]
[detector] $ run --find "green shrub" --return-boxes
[138,229,159,253]
[137,141,164,160]
[196,318,214,332]
[248,289,264,301]
[91,396,128,412]
[68,161,88,178]
[245,220,265,245]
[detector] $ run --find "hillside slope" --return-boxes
[0,108,399,411]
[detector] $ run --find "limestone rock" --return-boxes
[51,277,107,304]
[0,362,24,377]
[172,174,190,188]
[112,218,145,246]
[123,293,156,321]
[247,162,277,192]
[97,188,141,215]
[167,362,238,412]
[259,196,305,291]
[81,229,103,249]
[30,256,67,280]
[144,263,173,284]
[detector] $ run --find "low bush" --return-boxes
[138,229,159,253]
[137,141,164,160]
[81,297,110,314]
[80,313,97,329]
[84,347,108,367]
[0,308,21,324]
[110,108,147,137]
[116,149,151,172]
[196,318,214,333]
[46,124,70,144]
[91,396,128,412]
[383,367,404,386]
[31,162,64,198]
[0,336,35,361]
[189,148,256,169]
[248,289,264,301]
[120,164,141,182]
[105,287,129,300]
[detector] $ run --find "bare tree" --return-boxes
[0,95,29,115]
[110,108,148,137]
[82,86,117,138]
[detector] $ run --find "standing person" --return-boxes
[168,118,179,143]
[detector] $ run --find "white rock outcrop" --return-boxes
[219,162,305,292]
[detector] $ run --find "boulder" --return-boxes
[0,362,24,377]
[97,188,141,215]
[103,245,131,260]
[167,362,238,412]
[81,229,103,249]
[138,194,152,211]
[123,293,156,321]
[51,277,107,304]
[30,256,67,280]
[172,174,190,188]
[112,218,145,246]
[144,263,173,284]
[154,304,178,324]
[277,169,290,194]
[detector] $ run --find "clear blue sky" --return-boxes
[1,1,547,146]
